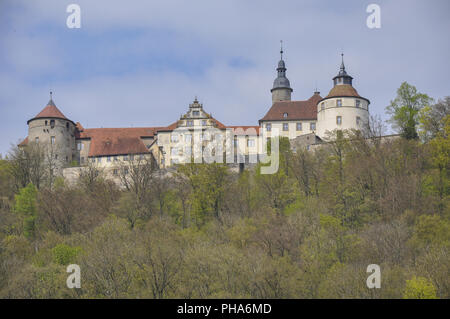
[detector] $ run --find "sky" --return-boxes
[0,0,449,156]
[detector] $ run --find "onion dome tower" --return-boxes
[271,41,293,103]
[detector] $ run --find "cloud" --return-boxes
[0,0,449,156]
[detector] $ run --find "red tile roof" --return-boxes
[27,100,73,124]
[227,126,260,135]
[78,127,164,157]
[322,84,369,102]
[18,137,28,146]
[259,93,322,122]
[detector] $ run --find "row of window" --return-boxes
[91,154,146,163]
[170,138,257,157]
[336,116,361,126]
[320,99,362,110]
[266,122,316,132]
[35,136,56,144]
[184,119,208,126]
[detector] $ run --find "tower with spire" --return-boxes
[316,54,370,139]
[271,41,293,103]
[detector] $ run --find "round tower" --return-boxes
[316,54,370,139]
[271,42,293,103]
[27,93,77,165]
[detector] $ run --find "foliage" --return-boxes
[403,276,437,299]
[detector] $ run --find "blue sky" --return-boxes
[0,0,449,156]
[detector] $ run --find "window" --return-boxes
[139,154,144,160]
[185,146,192,156]
[51,136,55,144]
[123,155,129,161]
[171,134,179,143]
[50,120,55,128]
[247,139,255,147]
[113,169,118,176]
[336,116,342,125]
[55,154,58,160]
[130,155,134,161]
[185,134,192,143]
[233,136,238,146]
[283,112,288,118]
[310,122,316,131]
[97,157,102,163]
[114,156,118,161]
[171,147,178,156]
[283,123,289,131]
[296,122,302,131]
[35,137,39,144]
[77,142,83,150]
[45,120,48,126]
[107,156,111,162]
[321,102,325,111]
[187,120,193,126]
[202,120,207,126]
[193,111,200,116]
[337,99,342,107]
[66,122,69,130]
[356,100,361,108]
[124,168,129,175]
[356,116,361,126]
[65,156,68,162]
[266,123,271,132]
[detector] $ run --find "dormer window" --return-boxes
[283,112,288,118]
[193,111,200,116]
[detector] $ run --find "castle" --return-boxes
[19,49,370,173]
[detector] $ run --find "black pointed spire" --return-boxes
[280,40,283,60]
[272,41,292,92]
[333,53,353,86]
[339,53,347,75]
[48,91,56,106]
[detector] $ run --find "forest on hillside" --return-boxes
[0,83,448,299]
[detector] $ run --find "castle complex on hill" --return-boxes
[19,49,370,173]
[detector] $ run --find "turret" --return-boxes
[27,93,77,165]
[316,54,370,139]
[271,41,293,103]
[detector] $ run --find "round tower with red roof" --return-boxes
[26,94,77,165]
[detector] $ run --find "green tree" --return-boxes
[13,183,38,239]
[386,82,432,139]
[403,276,437,299]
